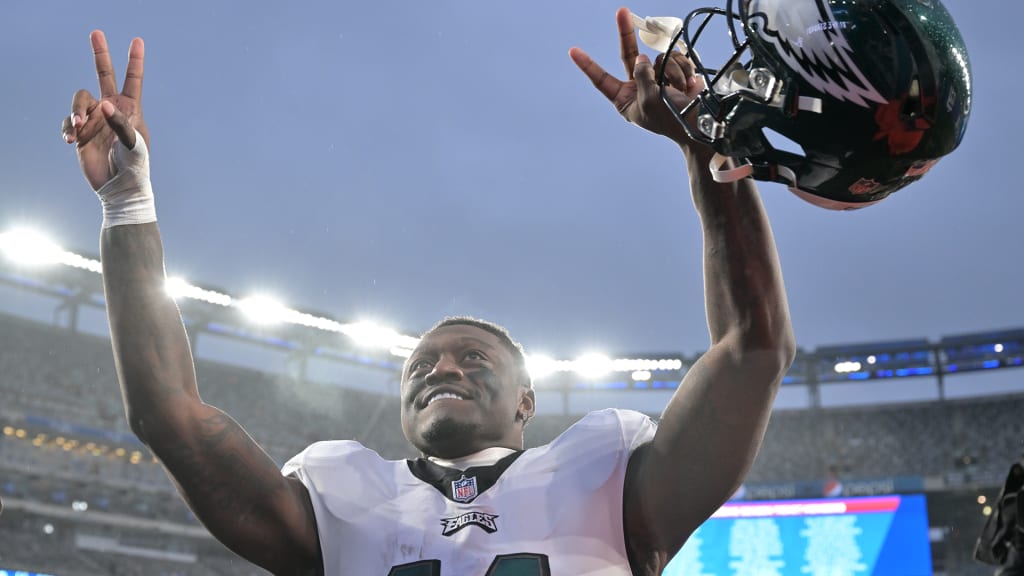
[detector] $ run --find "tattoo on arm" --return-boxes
[160,411,285,521]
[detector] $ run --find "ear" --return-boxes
[517,388,536,424]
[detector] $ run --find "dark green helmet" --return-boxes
[660,0,972,209]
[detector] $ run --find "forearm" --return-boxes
[684,146,794,357]
[622,149,797,559]
[101,222,200,441]
[101,223,319,574]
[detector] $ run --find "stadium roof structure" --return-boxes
[1,227,1022,405]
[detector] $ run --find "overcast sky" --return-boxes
[1,0,1019,361]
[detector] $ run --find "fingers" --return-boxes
[632,53,657,105]
[63,89,98,144]
[122,37,145,101]
[100,101,137,149]
[655,51,698,94]
[72,89,98,129]
[91,30,118,98]
[61,115,74,144]
[616,7,640,80]
[569,47,623,104]
[68,34,146,148]
[73,90,105,145]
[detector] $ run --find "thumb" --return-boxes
[100,100,138,150]
[632,54,658,105]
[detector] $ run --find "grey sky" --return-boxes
[1,0,1019,362]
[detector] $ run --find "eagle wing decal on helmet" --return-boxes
[746,0,887,107]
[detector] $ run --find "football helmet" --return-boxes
[642,0,972,209]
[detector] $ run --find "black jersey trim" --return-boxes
[406,451,524,504]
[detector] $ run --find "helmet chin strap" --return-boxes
[709,153,797,188]
[709,152,878,212]
[709,153,754,183]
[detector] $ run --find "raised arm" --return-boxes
[61,31,320,575]
[571,8,795,573]
[622,144,795,569]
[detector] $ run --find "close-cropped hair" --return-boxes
[422,316,533,390]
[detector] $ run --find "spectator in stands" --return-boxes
[823,465,845,498]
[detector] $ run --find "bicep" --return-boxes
[624,340,784,562]
[151,402,321,575]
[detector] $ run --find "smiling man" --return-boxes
[400,319,535,460]
[60,6,794,576]
[283,316,665,573]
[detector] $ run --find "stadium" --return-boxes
[0,230,1020,575]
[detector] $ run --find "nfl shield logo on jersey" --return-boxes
[452,476,478,503]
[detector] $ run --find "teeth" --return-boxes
[428,392,465,405]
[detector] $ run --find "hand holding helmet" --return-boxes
[626,0,973,210]
[569,8,706,148]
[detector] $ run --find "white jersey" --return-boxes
[282,408,657,576]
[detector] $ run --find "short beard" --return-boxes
[417,416,483,459]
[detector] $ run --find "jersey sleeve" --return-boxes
[280,440,336,484]
[615,408,658,453]
[282,440,399,510]
[283,441,408,575]
[567,408,657,455]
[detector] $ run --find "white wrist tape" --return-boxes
[96,130,157,229]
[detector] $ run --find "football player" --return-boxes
[60,0,969,573]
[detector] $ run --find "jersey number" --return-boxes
[388,553,551,575]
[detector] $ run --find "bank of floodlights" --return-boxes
[0,226,686,380]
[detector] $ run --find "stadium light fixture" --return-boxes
[834,361,862,373]
[165,276,232,306]
[342,321,408,350]
[574,353,613,378]
[389,346,414,359]
[632,370,652,382]
[59,251,103,273]
[525,354,559,380]
[0,228,63,266]
[165,276,190,300]
[237,295,290,325]
[286,312,344,332]
[612,358,684,372]
[994,343,1004,353]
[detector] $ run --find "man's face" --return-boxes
[400,324,534,459]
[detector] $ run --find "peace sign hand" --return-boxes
[61,31,149,192]
[570,8,704,148]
